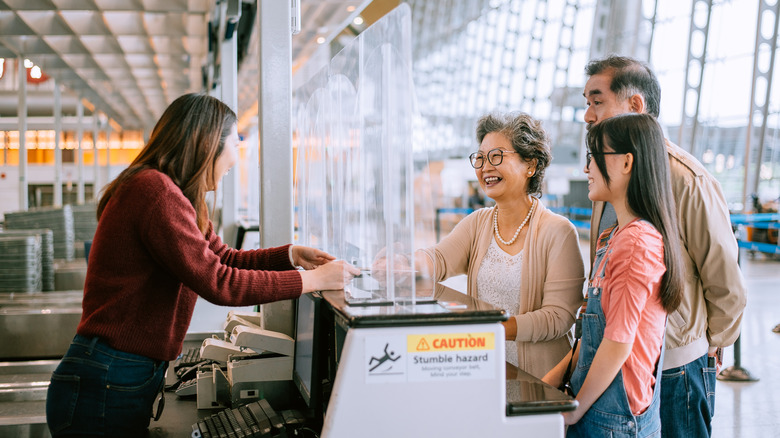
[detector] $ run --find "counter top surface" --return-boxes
[321,284,508,328]
[505,363,578,415]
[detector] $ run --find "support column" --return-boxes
[104,123,111,186]
[742,0,780,210]
[93,112,100,200]
[221,0,241,248]
[53,80,63,207]
[519,0,549,115]
[18,57,28,211]
[76,99,85,204]
[678,0,712,154]
[258,0,294,336]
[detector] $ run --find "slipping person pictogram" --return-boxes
[369,343,401,371]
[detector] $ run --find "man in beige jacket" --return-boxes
[582,55,747,438]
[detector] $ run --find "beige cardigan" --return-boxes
[422,200,585,378]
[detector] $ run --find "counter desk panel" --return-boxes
[319,285,575,437]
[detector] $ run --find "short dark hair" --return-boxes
[585,55,661,118]
[586,113,683,312]
[475,112,551,196]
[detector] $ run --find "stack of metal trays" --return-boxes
[71,203,98,242]
[4,205,75,261]
[0,229,54,291]
[0,234,42,293]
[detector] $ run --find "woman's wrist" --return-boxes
[299,269,313,293]
[289,245,297,267]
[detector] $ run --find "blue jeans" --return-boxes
[660,353,716,438]
[46,335,167,437]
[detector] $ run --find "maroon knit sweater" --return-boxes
[77,169,302,361]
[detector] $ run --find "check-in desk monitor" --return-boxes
[293,293,323,414]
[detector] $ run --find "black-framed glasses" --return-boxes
[469,148,519,169]
[586,151,625,166]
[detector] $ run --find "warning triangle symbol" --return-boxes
[416,338,430,351]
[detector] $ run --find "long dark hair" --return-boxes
[587,113,683,312]
[97,93,237,234]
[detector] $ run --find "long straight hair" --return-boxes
[97,93,237,234]
[587,113,683,312]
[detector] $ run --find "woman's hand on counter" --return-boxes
[299,260,361,293]
[291,245,335,270]
[371,244,420,287]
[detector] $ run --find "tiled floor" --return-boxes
[711,251,780,438]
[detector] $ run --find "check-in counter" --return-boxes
[317,286,576,437]
[157,285,576,437]
[0,285,576,438]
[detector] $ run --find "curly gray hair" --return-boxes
[475,112,551,196]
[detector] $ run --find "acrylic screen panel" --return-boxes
[293,4,434,304]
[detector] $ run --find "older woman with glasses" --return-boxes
[423,112,585,378]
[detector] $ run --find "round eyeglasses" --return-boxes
[469,148,519,169]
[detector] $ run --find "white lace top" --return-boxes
[476,237,523,367]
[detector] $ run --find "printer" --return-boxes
[192,311,295,409]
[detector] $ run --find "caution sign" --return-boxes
[408,333,495,352]
[407,332,496,382]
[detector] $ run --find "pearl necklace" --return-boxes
[493,199,536,246]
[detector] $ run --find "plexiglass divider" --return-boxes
[293,4,435,306]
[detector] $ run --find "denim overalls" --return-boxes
[567,226,664,438]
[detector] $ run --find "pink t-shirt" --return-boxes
[592,219,666,415]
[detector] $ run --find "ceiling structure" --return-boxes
[0,0,372,132]
[0,0,212,131]
[236,0,372,131]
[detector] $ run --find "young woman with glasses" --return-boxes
[397,112,586,379]
[543,113,684,437]
[46,94,359,437]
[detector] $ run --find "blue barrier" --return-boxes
[548,206,568,214]
[737,240,780,255]
[435,207,780,251]
[547,206,592,231]
[730,212,779,255]
[569,220,591,230]
[729,213,780,224]
[436,208,474,215]
[435,208,475,241]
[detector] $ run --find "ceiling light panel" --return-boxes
[115,35,152,54]
[143,12,188,36]
[16,10,73,35]
[0,10,36,34]
[102,11,145,35]
[58,11,111,35]
[43,35,89,54]
[79,35,123,54]
[149,36,186,54]
[49,0,99,10]
[3,0,57,11]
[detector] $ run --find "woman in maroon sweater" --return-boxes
[46,93,359,437]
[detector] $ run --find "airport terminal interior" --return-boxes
[1,0,779,436]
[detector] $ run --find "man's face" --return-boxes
[583,71,633,130]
